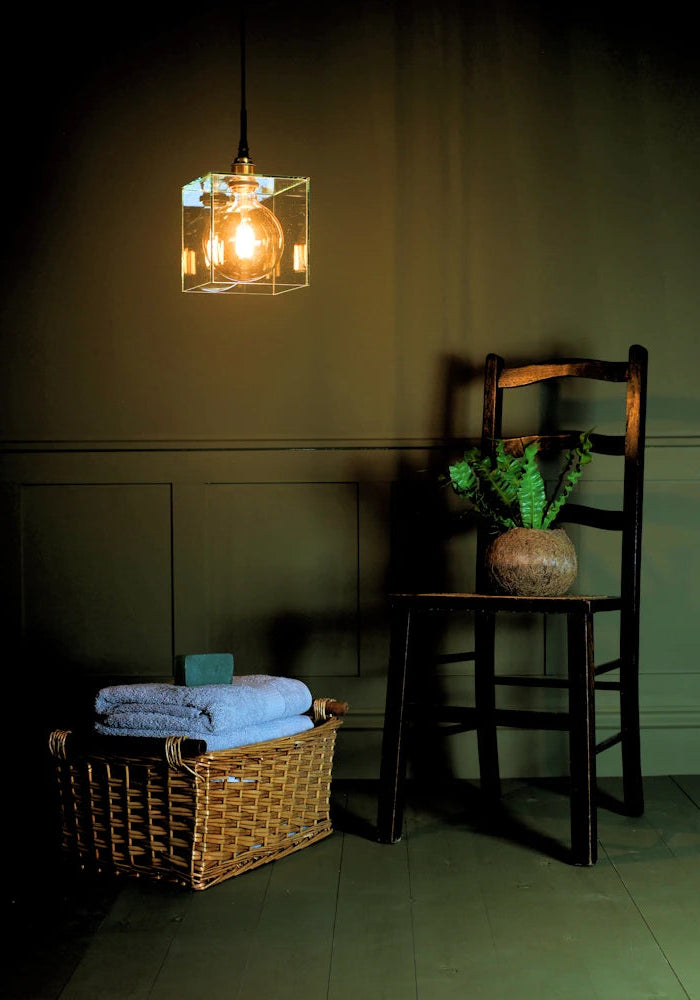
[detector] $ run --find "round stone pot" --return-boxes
[485,527,577,597]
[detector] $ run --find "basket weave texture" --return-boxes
[49,707,342,891]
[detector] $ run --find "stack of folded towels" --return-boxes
[94,674,314,751]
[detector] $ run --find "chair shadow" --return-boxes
[332,776,573,864]
[330,778,383,841]
[527,774,636,817]
[406,778,574,864]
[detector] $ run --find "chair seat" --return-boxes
[389,592,622,614]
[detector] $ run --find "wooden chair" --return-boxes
[377,344,648,865]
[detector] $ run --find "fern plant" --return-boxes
[448,431,593,534]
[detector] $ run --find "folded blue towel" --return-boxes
[95,675,313,735]
[94,713,314,751]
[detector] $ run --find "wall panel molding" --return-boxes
[1,436,697,777]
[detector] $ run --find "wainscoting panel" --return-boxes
[20,483,173,676]
[177,482,360,679]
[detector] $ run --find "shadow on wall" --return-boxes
[359,344,606,787]
[261,343,607,789]
[387,354,484,784]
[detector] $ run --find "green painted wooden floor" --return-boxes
[7,775,700,1000]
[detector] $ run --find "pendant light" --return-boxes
[182,13,310,295]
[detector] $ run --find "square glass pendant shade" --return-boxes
[182,172,310,295]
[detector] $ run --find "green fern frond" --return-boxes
[493,441,523,503]
[449,431,593,532]
[515,440,547,528]
[448,457,478,495]
[541,430,594,529]
[449,449,517,532]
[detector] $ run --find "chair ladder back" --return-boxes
[478,346,648,607]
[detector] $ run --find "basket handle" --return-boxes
[48,729,71,759]
[312,698,349,723]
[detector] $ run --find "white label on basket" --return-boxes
[211,776,256,784]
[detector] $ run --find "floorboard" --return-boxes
[230,833,343,1000]
[145,864,274,1000]
[600,777,700,1000]
[407,779,693,1000]
[6,775,700,1000]
[57,881,195,1000]
[328,784,416,1000]
[673,774,700,809]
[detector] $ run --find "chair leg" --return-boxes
[567,611,597,865]
[475,610,501,804]
[620,657,644,816]
[377,606,413,843]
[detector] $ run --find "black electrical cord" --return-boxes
[235,8,250,163]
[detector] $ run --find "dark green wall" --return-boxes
[4,1,698,441]
[1,1,699,817]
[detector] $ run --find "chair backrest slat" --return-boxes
[555,504,625,531]
[498,359,629,388]
[497,432,625,457]
[589,433,626,457]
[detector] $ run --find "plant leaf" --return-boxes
[449,449,518,531]
[516,440,547,529]
[448,458,478,494]
[542,430,594,529]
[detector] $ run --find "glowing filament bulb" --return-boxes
[234,218,257,259]
[211,175,284,283]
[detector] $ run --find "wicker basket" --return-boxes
[48,698,345,891]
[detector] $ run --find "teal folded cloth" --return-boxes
[95,674,313,736]
[94,712,314,751]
